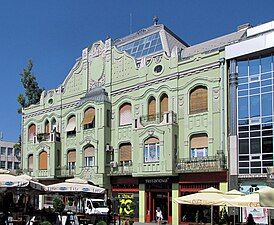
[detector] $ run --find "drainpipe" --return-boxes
[219,58,225,166]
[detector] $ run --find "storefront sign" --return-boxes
[242,207,268,224]
[145,178,169,184]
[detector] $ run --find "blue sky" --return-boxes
[1,0,274,142]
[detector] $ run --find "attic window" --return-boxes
[48,99,53,104]
[154,65,163,73]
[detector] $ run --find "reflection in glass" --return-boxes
[238,61,248,77]
[261,55,272,73]
[239,139,249,154]
[250,95,260,117]
[262,93,272,116]
[250,138,261,154]
[249,58,260,75]
[238,97,248,119]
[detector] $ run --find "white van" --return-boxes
[85,199,109,215]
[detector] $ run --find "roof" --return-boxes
[181,29,247,59]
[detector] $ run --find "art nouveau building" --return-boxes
[20,21,250,224]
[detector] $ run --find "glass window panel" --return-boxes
[151,39,157,46]
[238,84,248,90]
[262,117,272,124]
[261,72,272,80]
[239,162,249,167]
[250,82,260,88]
[261,79,272,86]
[239,155,249,161]
[239,126,249,131]
[263,161,273,166]
[262,137,273,153]
[148,47,155,54]
[262,130,273,136]
[262,154,273,160]
[249,88,260,95]
[238,119,249,125]
[250,125,260,130]
[238,77,248,84]
[249,58,260,75]
[137,44,144,51]
[238,97,248,119]
[0,147,5,155]
[261,55,272,73]
[262,93,272,116]
[239,132,249,138]
[238,61,248,77]
[261,86,272,93]
[238,90,248,96]
[250,75,260,82]
[250,131,260,137]
[251,161,261,167]
[251,168,261,173]
[239,139,249,154]
[250,95,260,117]
[155,44,162,52]
[239,169,249,174]
[250,138,261,154]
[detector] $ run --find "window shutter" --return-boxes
[68,150,76,162]
[65,116,76,132]
[28,155,33,170]
[45,121,50,134]
[39,151,47,170]
[160,95,169,114]
[145,137,159,144]
[190,87,208,114]
[120,104,132,126]
[148,98,156,116]
[84,146,95,157]
[120,144,132,162]
[82,108,95,125]
[191,135,208,148]
[28,124,36,140]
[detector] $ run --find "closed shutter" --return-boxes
[120,103,132,125]
[39,151,47,170]
[65,116,76,132]
[45,121,50,133]
[191,134,208,148]
[148,97,156,118]
[190,87,208,114]
[28,124,36,140]
[68,150,76,163]
[160,95,168,114]
[28,155,33,170]
[145,137,159,144]
[84,146,95,157]
[82,108,95,125]
[120,144,132,162]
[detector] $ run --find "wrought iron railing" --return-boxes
[109,164,133,175]
[55,166,76,177]
[35,131,61,143]
[176,155,227,173]
[140,111,177,127]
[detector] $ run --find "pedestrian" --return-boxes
[246,213,256,225]
[156,207,163,225]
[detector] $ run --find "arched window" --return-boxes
[28,154,33,172]
[67,150,76,173]
[119,143,132,165]
[84,145,95,167]
[119,103,132,126]
[39,151,47,170]
[44,120,50,134]
[190,134,208,158]
[144,137,160,163]
[160,93,169,115]
[65,115,76,136]
[82,107,95,129]
[148,96,156,121]
[189,86,208,114]
[51,118,57,132]
[28,124,36,141]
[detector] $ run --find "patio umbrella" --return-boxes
[17,174,47,192]
[0,173,29,188]
[259,186,274,207]
[175,187,224,225]
[46,179,105,194]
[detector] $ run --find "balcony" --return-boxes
[55,166,76,178]
[37,169,48,177]
[34,131,61,143]
[109,163,133,176]
[140,111,177,127]
[176,155,227,173]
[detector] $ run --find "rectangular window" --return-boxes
[14,162,20,170]
[7,162,12,169]
[0,161,5,169]
[85,156,95,167]
[1,147,6,155]
[7,148,13,156]
[191,148,208,158]
[144,143,160,163]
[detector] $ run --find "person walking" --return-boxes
[246,214,256,225]
[156,207,163,225]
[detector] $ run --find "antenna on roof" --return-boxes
[153,16,159,25]
[129,13,133,34]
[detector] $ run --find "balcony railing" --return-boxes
[176,155,227,173]
[34,131,61,143]
[55,166,76,177]
[109,163,133,175]
[140,111,177,127]
[37,169,48,177]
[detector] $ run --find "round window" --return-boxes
[154,65,163,74]
[48,99,53,104]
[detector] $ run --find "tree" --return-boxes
[17,60,43,113]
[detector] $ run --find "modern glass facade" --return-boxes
[237,55,274,174]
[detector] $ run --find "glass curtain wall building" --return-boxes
[237,55,274,175]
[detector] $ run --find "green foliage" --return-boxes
[17,59,43,113]
[39,221,52,225]
[96,221,107,225]
[53,196,65,213]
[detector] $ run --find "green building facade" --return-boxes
[21,23,244,224]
